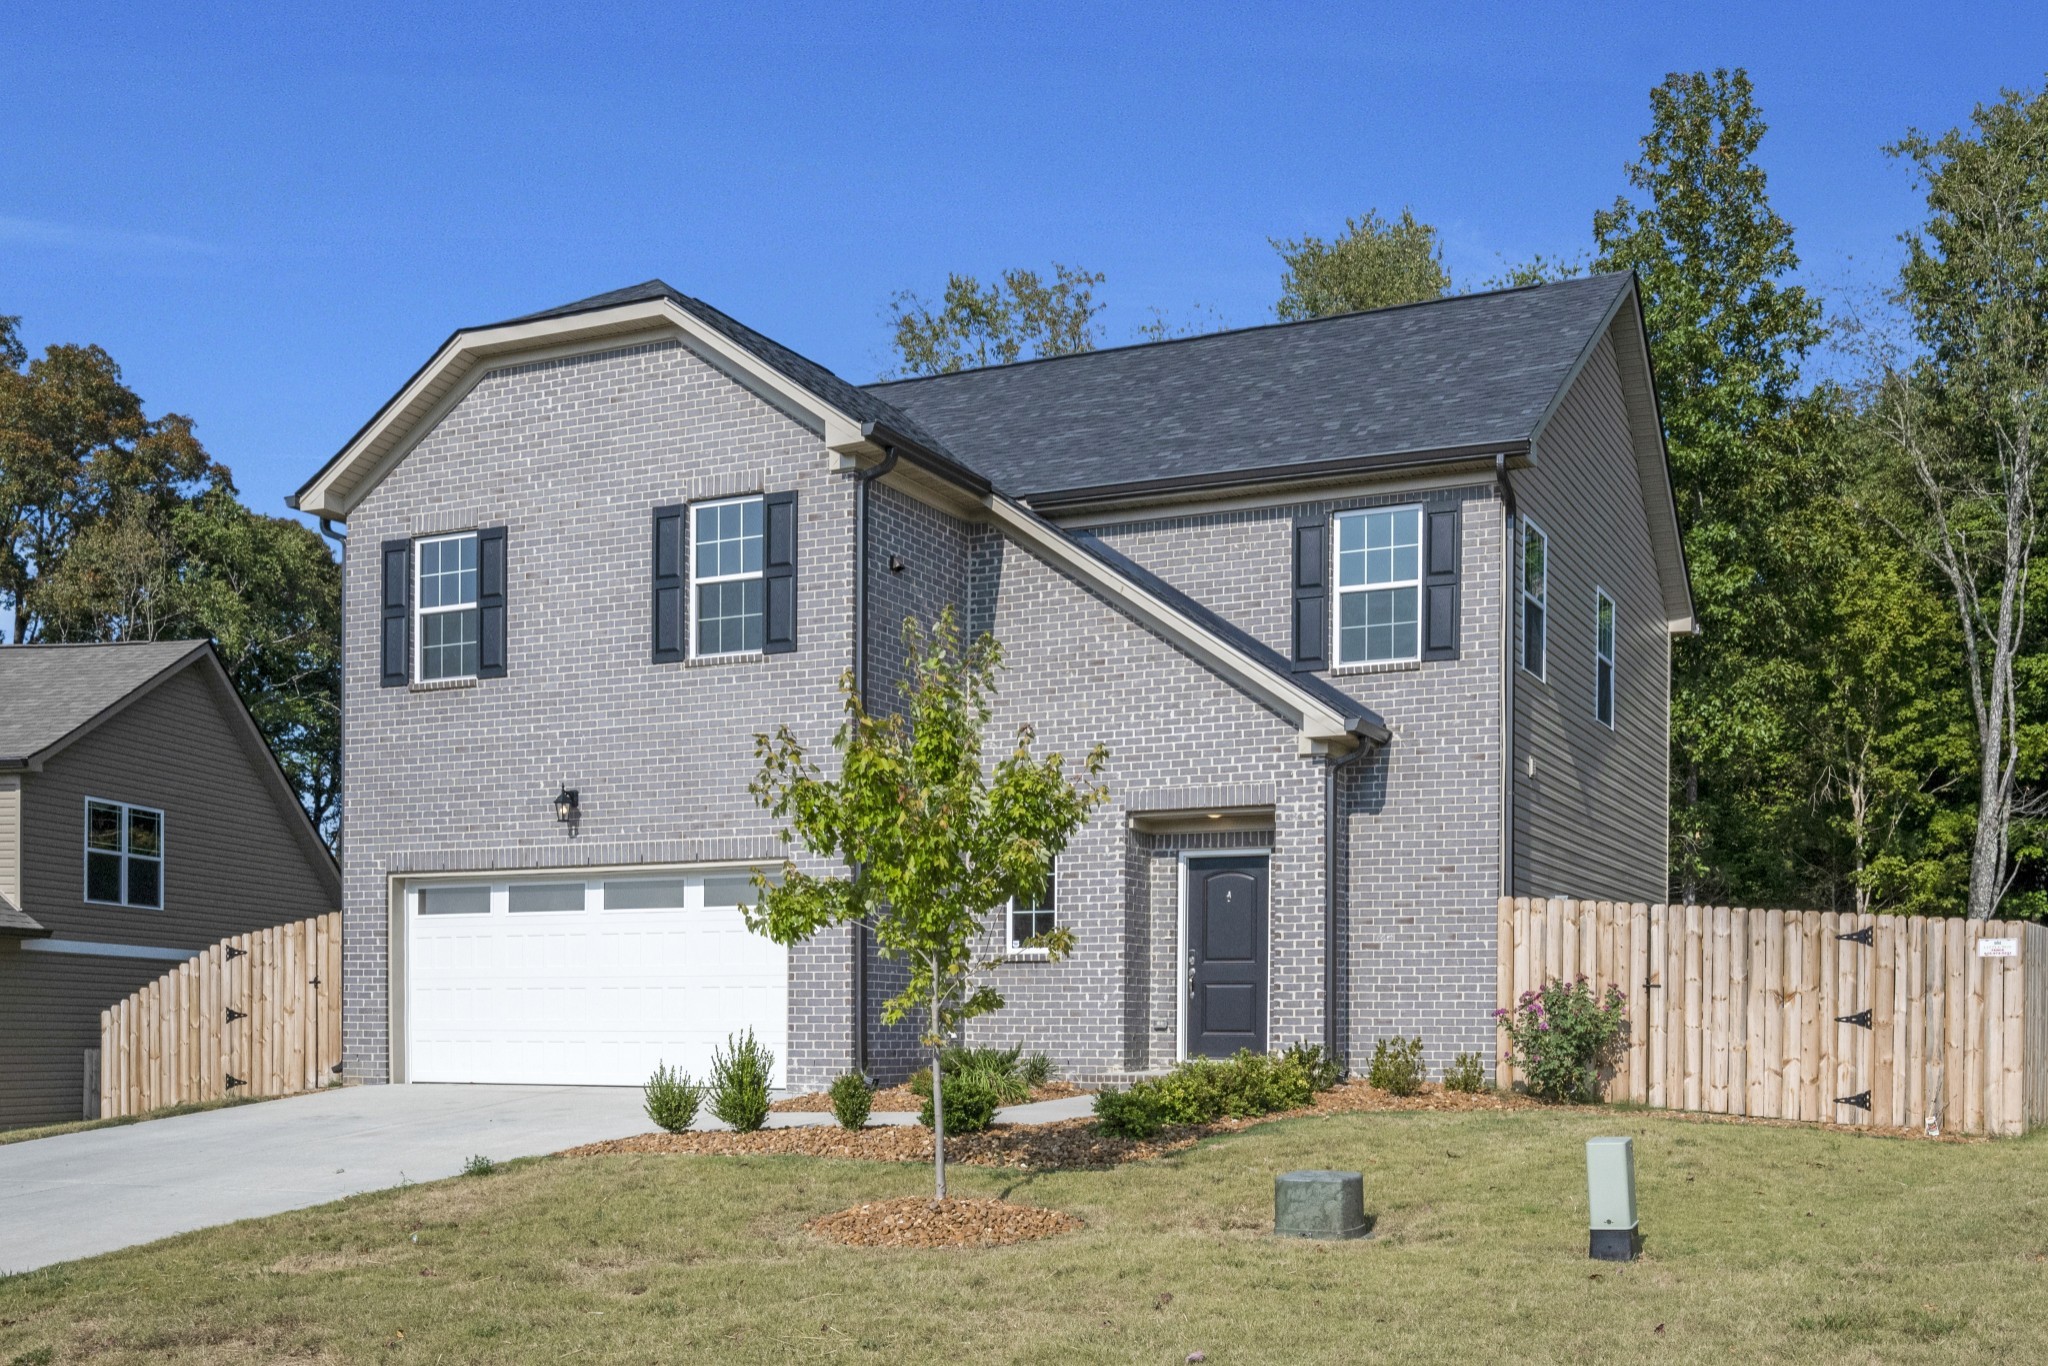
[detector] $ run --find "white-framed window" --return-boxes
[1333,505,1422,665]
[416,531,480,681]
[84,798,164,909]
[1520,517,1548,681]
[691,495,765,657]
[1007,870,1058,956]
[1594,588,1616,728]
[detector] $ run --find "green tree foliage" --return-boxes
[0,318,341,843]
[1593,69,1832,903]
[749,609,1107,1197]
[1861,82,2048,919]
[886,264,1105,376]
[1272,208,1450,319]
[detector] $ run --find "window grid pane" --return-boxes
[1521,521,1548,677]
[420,608,480,680]
[1335,507,1423,664]
[691,498,767,655]
[87,802,122,851]
[127,857,162,909]
[696,579,764,655]
[87,851,123,903]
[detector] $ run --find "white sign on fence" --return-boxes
[1978,937,2019,958]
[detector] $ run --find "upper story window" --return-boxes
[85,798,163,909]
[1008,870,1058,956]
[1333,506,1421,665]
[692,496,765,657]
[416,532,480,681]
[1594,588,1616,728]
[1520,518,1548,681]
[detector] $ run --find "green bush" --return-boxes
[1021,1051,1055,1087]
[708,1029,775,1132]
[827,1072,873,1130]
[1366,1036,1426,1096]
[918,1070,999,1134]
[1280,1040,1343,1091]
[461,1154,497,1177]
[1496,977,1628,1101]
[909,1045,1035,1105]
[1092,1084,1165,1139]
[1443,1052,1488,1093]
[644,1061,705,1133]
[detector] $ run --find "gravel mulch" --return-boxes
[805,1196,1083,1248]
[770,1081,1089,1113]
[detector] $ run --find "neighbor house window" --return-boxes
[1594,589,1616,728]
[416,531,480,681]
[692,496,765,656]
[1333,506,1422,665]
[84,799,163,909]
[1521,518,1548,680]
[1008,871,1058,956]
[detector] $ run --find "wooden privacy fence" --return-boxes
[1497,898,2048,1136]
[99,913,343,1119]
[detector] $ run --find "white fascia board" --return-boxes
[981,496,1375,753]
[299,299,871,521]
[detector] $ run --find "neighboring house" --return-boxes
[290,272,1690,1090]
[0,641,341,1126]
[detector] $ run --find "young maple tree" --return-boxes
[748,608,1107,1199]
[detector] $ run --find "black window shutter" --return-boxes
[1423,504,1460,660]
[476,526,508,679]
[380,539,410,687]
[762,491,798,655]
[652,504,686,663]
[1291,514,1328,672]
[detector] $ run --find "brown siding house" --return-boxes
[0,641,340,1127]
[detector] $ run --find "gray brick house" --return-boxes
[291,272,1689,1089]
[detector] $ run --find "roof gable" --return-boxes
[0,641,211,765]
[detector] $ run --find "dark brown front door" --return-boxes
[1186,856,1268,1058]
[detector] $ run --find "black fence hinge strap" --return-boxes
[1837,926,1874,945]
[225,945,247,959]
[1836,1009,1872,1029]
[225,1074,245,1090]
[1837,1091,1872,1111]
[225,1007,247,1024]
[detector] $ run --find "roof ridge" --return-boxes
[866,271,1632,389]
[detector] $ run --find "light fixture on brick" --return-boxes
[554,786,580,824]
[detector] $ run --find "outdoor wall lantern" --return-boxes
[554,787,580,824]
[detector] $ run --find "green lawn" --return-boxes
[3,1108,2045,1364]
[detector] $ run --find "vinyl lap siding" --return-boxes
[0,774,20,908]
[1510,331,1669,902]
[0,949,165,1127]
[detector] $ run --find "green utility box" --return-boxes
[1586,1136,1641,1261]
[1274,1170,1371,1240]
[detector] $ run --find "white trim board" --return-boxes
[19,938,198,962]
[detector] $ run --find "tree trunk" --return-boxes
[929,995,946,1202]
[1968,756,2008,922]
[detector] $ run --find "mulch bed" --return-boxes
[770,1081,1089,1113]
[806,1196,1083,1248]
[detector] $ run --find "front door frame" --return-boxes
[1176,850,1271,1062]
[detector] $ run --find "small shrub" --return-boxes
[910,1045,1034,1105]
[1280,1040,1343,1092]
[918,1070,999,1134]
[1367,1036,1426,1096]
[828,1071,873,1130]
[461,1154,497,1177]
[1092,1085,1165,1139]
[1443,1051,1488,1093]
[708,1029,775,1132]
[1021,1051,1055,1087]
[644,1061,704,1133]
[1496,976,1629,1102]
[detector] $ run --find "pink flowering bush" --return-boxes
[1494,977,1628,1102]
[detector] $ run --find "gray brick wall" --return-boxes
[341,340,861,1088]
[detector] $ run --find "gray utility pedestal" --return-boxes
[1274,1170,1371,1239]
[1586,1136,1641,1261]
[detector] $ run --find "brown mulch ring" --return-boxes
[806,1196,1083,1248]
[770,1080,1090,1113]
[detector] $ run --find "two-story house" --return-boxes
[290,272,1689,1090]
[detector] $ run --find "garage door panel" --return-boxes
[406,877,788,1087]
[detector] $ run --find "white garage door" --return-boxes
[405,871,787,1087]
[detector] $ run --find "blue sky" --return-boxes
[4,3,2044,526]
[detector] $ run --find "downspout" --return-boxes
[318,518,348,859]
[1325,732,1373,1067]
[849,445,900,1077]
[1494,454,1518,899]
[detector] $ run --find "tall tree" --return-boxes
[750,611,1106,1199]
[886,264,1105,377]
[1864,82,2048,919]
[1593,69,1830,903]
[1272,208,1449,319]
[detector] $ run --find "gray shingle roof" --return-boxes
[0,641,209,763]
[866,273,1635,501]
[0,892,45,937]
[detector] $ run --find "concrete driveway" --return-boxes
[0,1084,660,1273]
